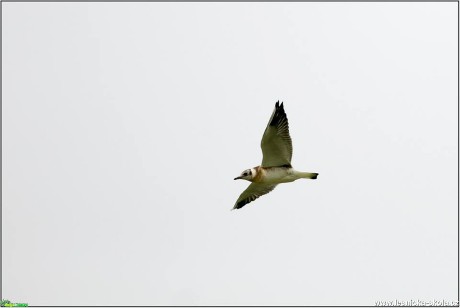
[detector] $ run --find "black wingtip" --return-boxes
[270,100,288,127]
[311,173,318,179]
[235,201,245,209]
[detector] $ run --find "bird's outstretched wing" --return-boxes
[233,183,278,210]
[260,101,293,167]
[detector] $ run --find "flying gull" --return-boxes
[233,101,318,210]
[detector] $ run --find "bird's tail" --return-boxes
[297,172,318,179]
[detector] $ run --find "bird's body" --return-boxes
[233,101,318,210]
[247,166,317,184]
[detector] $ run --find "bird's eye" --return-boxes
[243,172,247,176]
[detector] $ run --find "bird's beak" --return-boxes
[234,176,242,180]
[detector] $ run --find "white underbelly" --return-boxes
[262,168,297,184]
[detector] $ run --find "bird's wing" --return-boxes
[260,101,293,167]
[233,183,278,210]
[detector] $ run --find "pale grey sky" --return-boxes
[2,2,458,306]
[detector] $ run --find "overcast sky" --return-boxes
[2,2,458,306]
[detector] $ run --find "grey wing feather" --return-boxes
[260,101,293,167]
[233,183,278,210]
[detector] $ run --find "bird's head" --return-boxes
[234,168,255,181]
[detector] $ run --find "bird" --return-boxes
[233,101,318,210]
